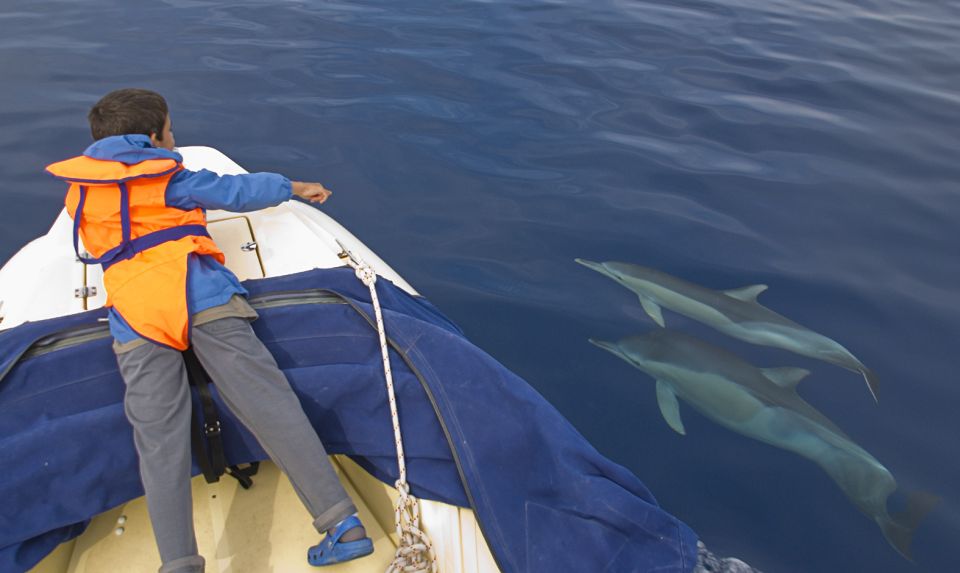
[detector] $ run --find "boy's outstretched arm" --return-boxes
[166,168,333,212]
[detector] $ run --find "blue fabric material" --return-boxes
[164,169,292,212]
[82,134,182,165]
[0,268,698,573]
[77,135,292,343]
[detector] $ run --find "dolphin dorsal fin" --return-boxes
[760,367,810,389]
[723,284,768,303]
[656,380,685,435]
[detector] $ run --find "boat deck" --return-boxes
[31,455,498,572]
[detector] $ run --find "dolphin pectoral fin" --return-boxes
[723,284,768,303]
[861,367,880,403]
[656,380,685,435]
[760,367,810,390]
[640,297,666,327]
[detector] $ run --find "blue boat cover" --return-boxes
[0,267,698,572]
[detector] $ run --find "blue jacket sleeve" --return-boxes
[165,169,293,212]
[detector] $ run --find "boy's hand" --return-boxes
[292,181,332,204]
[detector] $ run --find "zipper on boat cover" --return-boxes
[18,290,345,360]
[9,288,508,572]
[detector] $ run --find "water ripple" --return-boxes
[2,1,959,571]
[200,56,259,72]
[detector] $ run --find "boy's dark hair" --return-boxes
[88,88,168,141]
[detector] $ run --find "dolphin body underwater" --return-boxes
[575,259,880,402]
[590,330,938,559]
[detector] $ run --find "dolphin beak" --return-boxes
[575,258,614,279]
[588,338,621,356]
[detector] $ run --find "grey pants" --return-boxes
[116,317,356,573]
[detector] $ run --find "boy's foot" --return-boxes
[308,514,374,567]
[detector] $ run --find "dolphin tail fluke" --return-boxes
[860,367,880,403]
[879,491,940,560]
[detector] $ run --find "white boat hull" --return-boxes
[1,146,498,573]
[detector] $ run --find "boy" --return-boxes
[46,88,373,572]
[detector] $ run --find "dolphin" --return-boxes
[590,330,938,559]
[575,259,879,402]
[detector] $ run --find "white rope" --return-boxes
[338,244,438,573]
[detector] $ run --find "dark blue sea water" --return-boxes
[2,1,958,571]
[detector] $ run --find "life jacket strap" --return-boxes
[72,182,210,270]
[73,183,132,266]
[183,347,258,490]
[100,224,211,272]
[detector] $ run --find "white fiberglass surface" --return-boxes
[0,146,416,331]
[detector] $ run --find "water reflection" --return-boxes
[576,258,879,401]
[589,329,938,559]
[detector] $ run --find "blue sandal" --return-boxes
[308,514,374,567]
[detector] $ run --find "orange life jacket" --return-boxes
[46,155,225,350]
